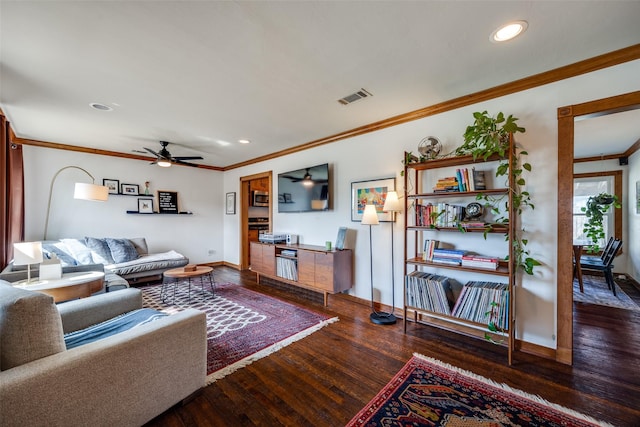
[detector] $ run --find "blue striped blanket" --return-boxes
[64,308,168,349]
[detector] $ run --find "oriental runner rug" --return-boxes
[140,281,337,384]
[347,353,612,427]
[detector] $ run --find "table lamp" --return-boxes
[13,241,44,284]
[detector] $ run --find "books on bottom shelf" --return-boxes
[461,255,499,270]
[405,271,461,315]
[451,281,509,329]
[276,257,298,281]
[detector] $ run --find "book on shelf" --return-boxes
[405,272,461,315]
[432,168,487,193]
[422,239,439,261]
[450,281,509,329]
[432,248,466,259]
[472,168,486,190]
[431,257,462,266]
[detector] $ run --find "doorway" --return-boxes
[239,171,272,270]
[556,90,640,364]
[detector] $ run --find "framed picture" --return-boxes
[351,177,395,222]
[103,178,119,194]
[138,198,154,214]
[157,190,179,214]
[121,183,139,195]
[226,192,236,215]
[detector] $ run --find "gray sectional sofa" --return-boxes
[1,237,189,290]
[0,282,207,426]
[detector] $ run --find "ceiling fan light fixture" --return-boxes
[157,159,172,167]
[491,20,528,42]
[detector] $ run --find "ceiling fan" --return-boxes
[134,141,203,167]
[281,168,328,186]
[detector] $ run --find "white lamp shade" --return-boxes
[361,204,379,225]
[13,241,44,266]
[383,191,402,212]
[157,159,172,167]
[74,182,109,201]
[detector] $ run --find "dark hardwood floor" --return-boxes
[145,267,640,426]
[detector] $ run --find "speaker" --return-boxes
[619,156,628,165]
[286,234,298,245]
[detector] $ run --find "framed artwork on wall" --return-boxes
[138,198,154,214]
[351,177,395,222]
[226,192,236,215]
[121,183,139,195]
[103,179,119,194]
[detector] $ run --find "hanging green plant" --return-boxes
[455,111,540,275]
[581,193,621,253]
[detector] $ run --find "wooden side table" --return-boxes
[162,266,215,304]
[12,271,105,302]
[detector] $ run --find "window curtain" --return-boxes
[0,112,25,269]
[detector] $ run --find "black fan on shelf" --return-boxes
[133,141,203,167]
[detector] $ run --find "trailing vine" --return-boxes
[454,111,540,275]
[581,193,621,253]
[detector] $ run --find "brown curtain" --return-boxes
[0,112,25,269]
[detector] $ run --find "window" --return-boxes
[573,171,621,248]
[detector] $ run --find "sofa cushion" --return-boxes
[85,237,115,264]
[0,281,65,371]
[105,238,139,263]
[61,238,94,265]
[42,241,77,266]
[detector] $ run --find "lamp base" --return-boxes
[370,312,397,325]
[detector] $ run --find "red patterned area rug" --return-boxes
[140,281,337,384]
[347,353,612,427]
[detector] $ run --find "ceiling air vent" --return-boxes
[338,88,372,105]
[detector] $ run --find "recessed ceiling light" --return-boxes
[238,139,251,144]
[89,102,113,111]
[491,20,528,42]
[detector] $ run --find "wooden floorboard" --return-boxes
[144,267,640,426]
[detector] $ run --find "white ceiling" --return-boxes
[1,1,639,168]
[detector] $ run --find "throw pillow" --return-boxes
[128,237,148,256]
[0,281,66,371]
[60,238,94,265]
[42,241,77,266]
[105,238,139,264]
[85,237,115,265]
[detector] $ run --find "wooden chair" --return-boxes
[580,236,614,263]
[579,239,622,296]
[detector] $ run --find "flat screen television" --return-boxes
[278,163,330,213]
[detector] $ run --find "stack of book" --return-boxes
[405,272,460,315]
[461,254,499,270]
[432,168,486,193]
[451,281,509,329]
[431,248,466,265]
[415,203,465,227]
[422,239,439,261]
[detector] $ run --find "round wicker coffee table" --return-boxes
[161,266,215,304]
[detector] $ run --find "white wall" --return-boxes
[23,148,224,264]
[627,151,640,280]
[21,59,640,351]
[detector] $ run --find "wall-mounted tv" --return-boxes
[278,163,330,213]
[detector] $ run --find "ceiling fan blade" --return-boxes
[173,156,203,161]
[144,147,160,157]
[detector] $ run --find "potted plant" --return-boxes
[455,111,539,275]
[581,193,621,253]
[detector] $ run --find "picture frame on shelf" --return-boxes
[158,190,179,214]
[121,183,139,195]
[138,198,154,214]
[226,192,236,215]
[103,179,119,194]
[351,177,395,222]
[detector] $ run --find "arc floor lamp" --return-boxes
[43,166,109,240]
